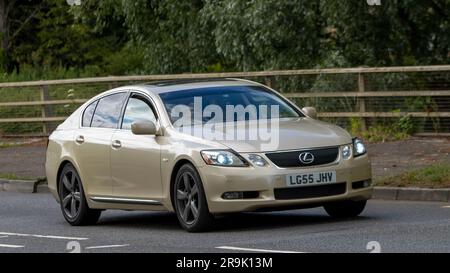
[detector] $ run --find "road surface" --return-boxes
[0,191,449,253]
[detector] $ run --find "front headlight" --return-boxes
[353,137,367,157]
[200,150,249,167]
[247,154,269,167]
[342,145,352,160]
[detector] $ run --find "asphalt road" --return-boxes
[0,191,449,253]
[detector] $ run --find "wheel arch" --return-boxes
[56,158,80,196]
[169,158,199,210]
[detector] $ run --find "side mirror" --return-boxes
[302,107,317,119]
[131,120,157,135]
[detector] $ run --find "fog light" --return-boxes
[222,192,243,200]
[352,179,372,189]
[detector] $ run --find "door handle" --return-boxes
[75,135,84,144]
[112,140,122,149]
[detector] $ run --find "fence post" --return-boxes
[108,81,119,90]
[40,85,53,135]
[265,76,275,89]
[357,73,367,132]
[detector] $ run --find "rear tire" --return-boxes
[58,163,101,226]
[324,200,367,218]
[173,164,214,232]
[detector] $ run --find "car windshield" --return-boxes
[159,85,302,126]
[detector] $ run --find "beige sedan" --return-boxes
[46,79,372,232]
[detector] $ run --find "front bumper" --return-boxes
[198,153,373,214]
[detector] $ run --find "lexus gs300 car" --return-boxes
[46,79,372,232]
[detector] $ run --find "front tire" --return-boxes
[173,164,214,232]
[58,163,101,226]
[324,200,367,218]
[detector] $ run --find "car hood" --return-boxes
[178,118,352,153]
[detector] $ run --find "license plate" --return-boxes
[286,171,336,187]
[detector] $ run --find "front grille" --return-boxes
[265,147,339,168]
[274,183,346,200]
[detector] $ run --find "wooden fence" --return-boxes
[0,65,449,136]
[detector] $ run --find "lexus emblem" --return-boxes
[299,152,314,164]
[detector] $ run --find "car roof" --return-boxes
[136,78,261,94]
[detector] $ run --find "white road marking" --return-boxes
[0,244,24,248]
[0,232,88,241]
[0,236,9,239]
[216,246,306,253]
[442,206,450,208]
[85,244,130,250]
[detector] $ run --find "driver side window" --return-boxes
[121,94,157,130]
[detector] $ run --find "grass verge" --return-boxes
[375,163,450,188]
[0,173,36,181]
[0,142,26,149]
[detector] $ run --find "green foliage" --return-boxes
[86,0,220,74]
[0,0,129,74]
[376,163,450,188]
[321,0,450,66]
[349,115,414,142]
[0,172,28,180]
[1,0,449,75]
[0,65,103,82]
[103,45,145,75]
[202,0,325,71]
[349,118,364,136]
[396,115,414,135]
[362,124,409,143]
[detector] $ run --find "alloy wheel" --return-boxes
[60,170,81,219]
[176,172,200,225]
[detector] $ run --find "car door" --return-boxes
[73,92,128,197]
[110,92,163,199]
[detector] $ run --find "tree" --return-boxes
[34,0,117,70]
[0,0,45,72]
[203,0,325,71]
[321,0,450,66]
[2,0,450,75]
[116,0,220,73]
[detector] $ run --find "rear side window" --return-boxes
[82,100,98,127]
[91,93,127,129]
